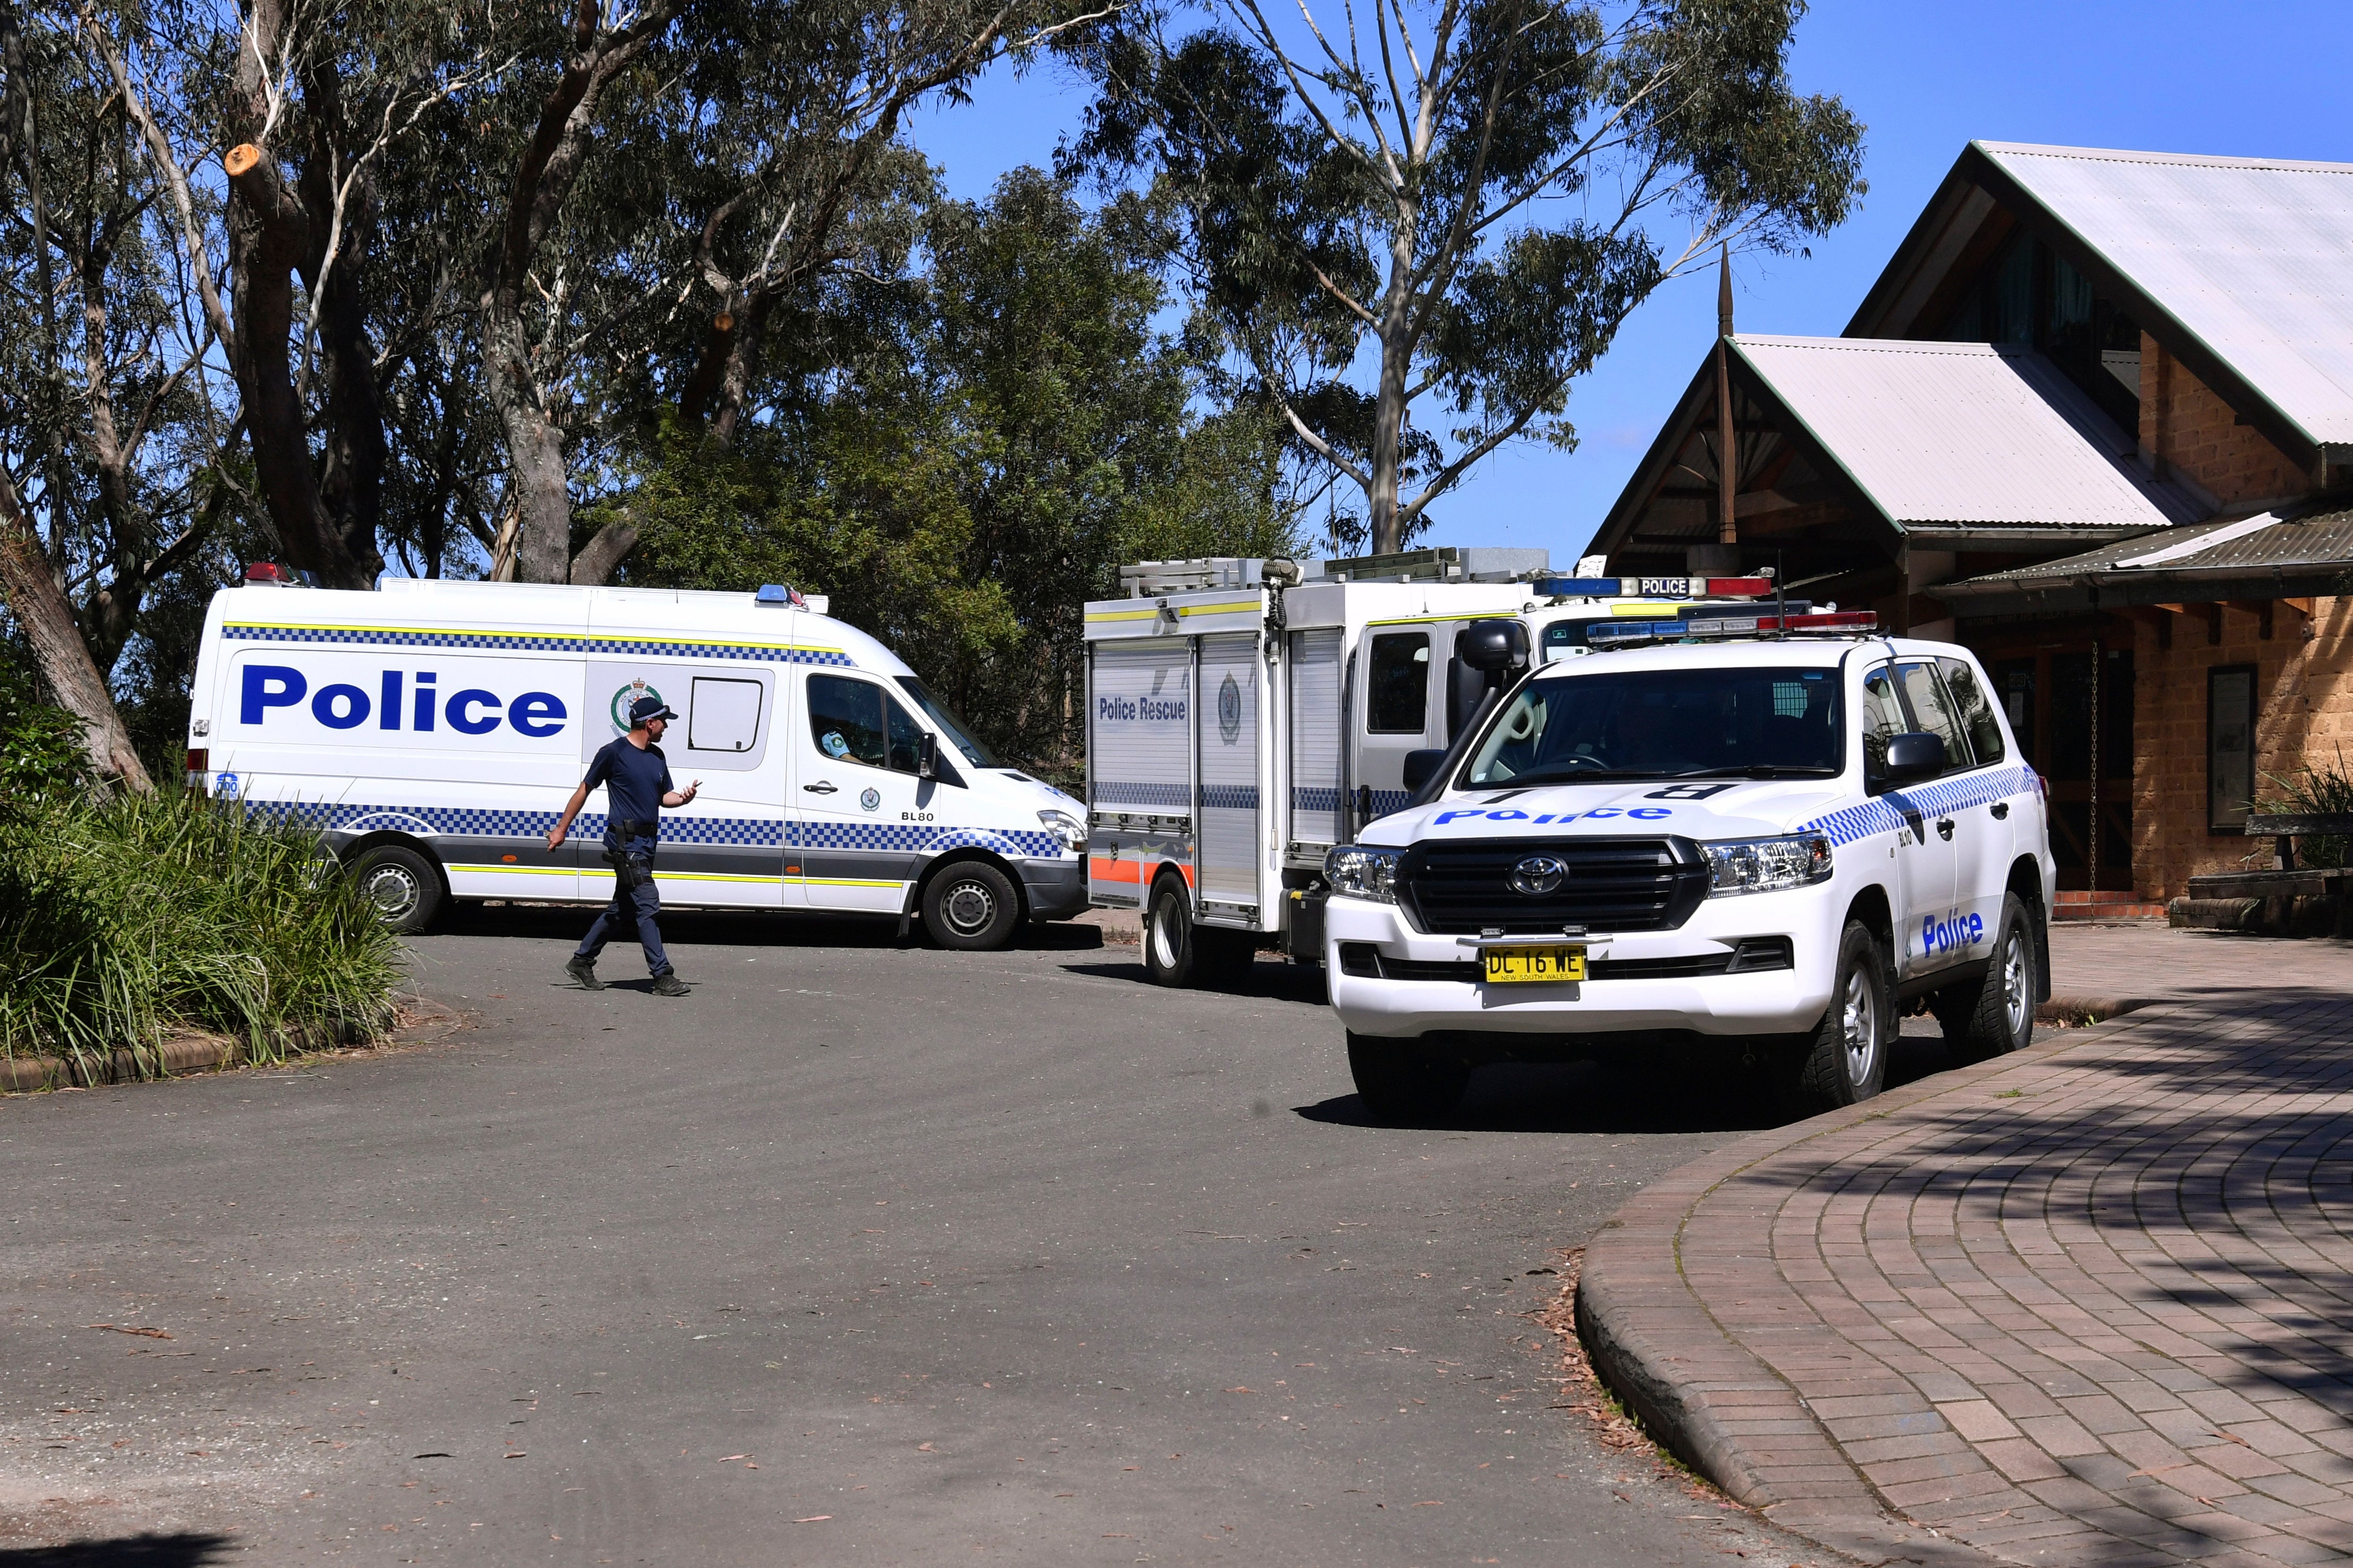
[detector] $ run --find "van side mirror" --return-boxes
[917,731,939,780]
[1881,731,1945,784]
[1401,748,1447,793]
[1458,619,1530,674]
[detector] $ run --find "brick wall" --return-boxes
[2131,595,2353,898]
[2139,335,2313,507]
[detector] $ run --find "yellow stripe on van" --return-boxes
[1084,606,1163,622]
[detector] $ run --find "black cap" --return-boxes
[628,695,678,726]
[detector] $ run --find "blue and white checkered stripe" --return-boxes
[1201,784,1259,811]
[246,799,1054,857]
[788,820,1058,858]
[1802,765,2039,847]
[1094,781,1190,809]
[223,622,854,666]
[1292,786,1340,813]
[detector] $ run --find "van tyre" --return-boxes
[350,844,442,934]
[1143,877,1197,987]
[1791,921,1890,1112]
[1347,1032,1469,1123]
[924,862,1021,950]
[1942,893,2037,1064]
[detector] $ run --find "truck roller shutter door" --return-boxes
[1288,628,1342,851]
[1089,640,1193,818]
[1196,631,1261,916]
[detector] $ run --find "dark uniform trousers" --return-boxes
[573,830,671,977]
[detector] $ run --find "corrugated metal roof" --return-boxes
[1732,335,2203,531]
[1936,503,2353,590]
[1978,142,2353,449]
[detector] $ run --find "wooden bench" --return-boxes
[2185,815,2352,934]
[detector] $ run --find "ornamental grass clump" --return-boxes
[2262,745,2352,869]
[0,780,404,1078]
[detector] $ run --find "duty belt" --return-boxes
[610,819,659,839]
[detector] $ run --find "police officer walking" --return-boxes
[547,695,701,995]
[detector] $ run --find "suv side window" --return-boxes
[1937,657,2006,766]
[1860,663,1905,787]
[1367,633,1430,733]
[1896,660,1970,774]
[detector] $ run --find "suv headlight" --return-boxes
[1325,844,1402,903]
[1700,833,1832,896]
[1038,809,1087,853]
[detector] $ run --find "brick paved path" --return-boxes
[1582,935,2353,1567]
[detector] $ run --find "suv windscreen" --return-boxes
[1463,666,1844,786]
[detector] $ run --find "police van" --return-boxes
[184,572,1088,947]
[1082,550,1804,981]
[1318,612,2056,1116]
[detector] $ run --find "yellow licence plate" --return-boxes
[1481,945,1587,984]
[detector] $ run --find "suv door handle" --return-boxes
[1936,818,1955,841]
[1989,801,2010,820]
[803,781,838,795]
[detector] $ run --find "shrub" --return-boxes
[0,787,404,1076]
[2261,745,2352,869]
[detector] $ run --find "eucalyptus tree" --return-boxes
[1064,0,1865,553]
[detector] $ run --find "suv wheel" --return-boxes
[350,844,443,934]
[1945,893,2038,1063]
[1790,920,1890,1112]
[1347,1032,1470,1123]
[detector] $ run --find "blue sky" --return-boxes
[909,2,2353,565]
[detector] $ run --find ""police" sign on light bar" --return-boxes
[1534,575,1774,599]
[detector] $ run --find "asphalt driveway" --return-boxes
[2,907,1828,1566]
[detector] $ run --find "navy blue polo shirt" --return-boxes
[583,738,673,837]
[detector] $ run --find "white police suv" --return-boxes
[1322,616,2055,1118]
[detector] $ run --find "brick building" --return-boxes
[1585,142,2353,910]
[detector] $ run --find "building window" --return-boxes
[2208,665,2257,833]
[1939,234,2141,431]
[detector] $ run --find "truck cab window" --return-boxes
[1367,633,1430,733]
[808,673,886,767]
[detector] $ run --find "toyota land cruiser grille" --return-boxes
[1397,837,1707,934]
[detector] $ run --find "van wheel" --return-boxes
[924,862,1021,950]
[1944,894,2037,1064]
[350,845,442,934]
[1789,921,1890,1112]
[1143,877,1196,986]
[1347,1032,1469,1123]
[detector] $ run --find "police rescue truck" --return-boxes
[184,571,1089,947]
[1318,610,2056,1117]
[1081,550,1807,982]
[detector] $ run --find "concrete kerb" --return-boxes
[1576,1001,2180,1568]
[0,997,470,1094]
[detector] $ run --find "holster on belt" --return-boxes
[602,821,657,891]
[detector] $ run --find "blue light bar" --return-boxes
[1533,577,1623,596]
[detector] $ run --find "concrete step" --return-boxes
[2053,890,2167,922]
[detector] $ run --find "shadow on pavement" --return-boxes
[1058,956,1330,1006]
[0,1536,236,1567]
[1297,1058,1800,1137]
[1730,985,2353,1401]
[431,902,1107,952]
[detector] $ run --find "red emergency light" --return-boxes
[244,561,290,583]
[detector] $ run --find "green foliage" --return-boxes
[0,685,94,801]
[1061,0,1866,542]
[2261,745,2353,869]
[604,170,1296,780]
[0,790,404,1076]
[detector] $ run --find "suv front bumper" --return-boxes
[1325,886,1842,1039]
